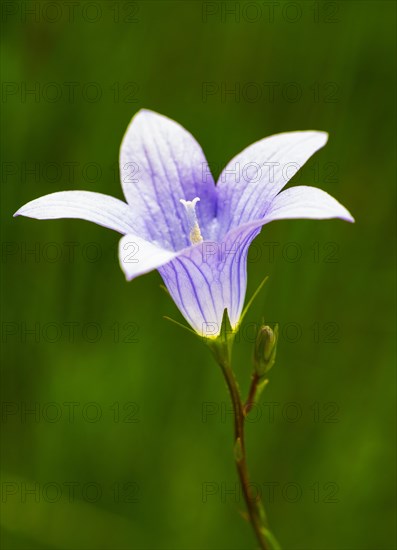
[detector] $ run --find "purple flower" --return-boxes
[14,110,354,337]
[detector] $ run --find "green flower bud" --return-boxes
[253,324,278,376]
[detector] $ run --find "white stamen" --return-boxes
[180,197,203,245]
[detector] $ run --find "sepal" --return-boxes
[207,308,236,367]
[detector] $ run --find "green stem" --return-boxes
[217,358,279,550]
[244,372,261,416]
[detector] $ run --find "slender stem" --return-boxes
[218,359,272,550]
[244,372,261,416]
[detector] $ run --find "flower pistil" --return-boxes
[180,197,203,245]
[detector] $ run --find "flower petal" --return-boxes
[120,109,217,250]
[215,186,354,249]
[158,226,260,337]
[263,185,355,223]
[119,235,179,280]
[14,191,138,234]
[164,184,353,336]
[216,131,328,236]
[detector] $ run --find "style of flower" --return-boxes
[14,110,354,336]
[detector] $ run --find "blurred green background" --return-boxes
[1,1,396,549]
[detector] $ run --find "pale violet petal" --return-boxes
[215,185,354,243]
[120,109,217,250]
[159,226,260,337]
[119,234,178,280]
[216,131,328,236]
[14,191,137,234]
[263,186,355,223]
[171,185,353,336]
